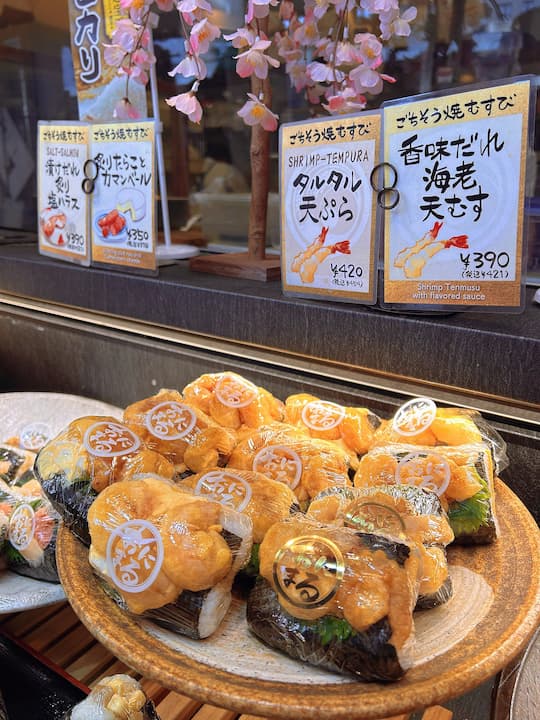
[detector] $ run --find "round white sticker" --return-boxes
[19,422,52,451]
[301,400,345,431]
[144,401,197,440]
[392,397,437,437]
[106,519,164,594]
[9,503,36,551]
[215,373,258,408]
[395,451,451,497]
[253,445,302,490]
[194,470,252,512]
[83,421,141,458]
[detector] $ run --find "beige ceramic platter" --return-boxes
[0,392,122,613]
[57,479,540,720]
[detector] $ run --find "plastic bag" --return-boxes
[64,675,160,720]
[123,388,237,474]
[0,444,36,485]
[182,372,284,429]
[284,393,382,457]
[0,479,60,583]
[247,515,419,681]
[354,442,497,544]
[35,416,175,545]
[372,398,509,474]
[308,484,454,608]
[88,475,253,639]
[226,422,354,508]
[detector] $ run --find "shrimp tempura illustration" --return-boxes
[299,239,351,283]
[394,221,469,279]
[291,226,329,272]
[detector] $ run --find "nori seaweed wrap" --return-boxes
[247,517,418,682]
[0,445,36,485]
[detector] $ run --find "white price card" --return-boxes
[280,112,381,304]
[89,120,157,274]
[382,77,534,311]
[37,122,90,266]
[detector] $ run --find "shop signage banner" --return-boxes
[68,0,147,122]
[382,77,533,311]
[37,122,91,266]
[89,120,157,273]
[280,111,381,304]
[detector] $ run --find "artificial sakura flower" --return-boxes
[286,59,308,91]
[103,44,126,67]
[307,61,344,84]
[114,97,140,119]
[275,32,302,62]
[177,0,212,23]
[166,82,203,122]
[223,27,256,49]
[354,33,383,68]
[111,19,141,52]
[234,38,280,79]
[293,13,320,46]
[306,82,326,104]
[169,51,207,79]
[323,87,367,114]
[380,6,417,40]
[360,0,398,13]
[237,93,278,131]
[120,0,146,10]
[350,65,395,94]
[189,18,221,53]
[246,0,279,23]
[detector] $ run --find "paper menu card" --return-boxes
[382,78,533,310]
[90,121,156,272]
[37,122,90,266]
[280,112,381,304]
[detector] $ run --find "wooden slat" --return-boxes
[190,705,237,720]
[65,641,116,685]
[421,708,453,720]
[90,659,139,686]
[140,679,171,706]
[45,622,96,667]
[21,604,80,652]
[155,690,201,720]
[0,601,66,636]
[378,714,410,720]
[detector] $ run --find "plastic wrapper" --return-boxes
[179,467,299,544]
[63,675,160,720]
[88,476,253,639]
[226,423,354,508]
[34,416,175,545]
[182,372,284,429]
[0,689,8,720]
[372,398,508,474]
[284,393,382,458]
[0,444,36,485]
[247,516,419,682]
[354,442,497,544]
[123,388,237,474]
[0,478,60,583]
[308,484,454,608]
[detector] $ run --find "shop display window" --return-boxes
[0,0,538,279]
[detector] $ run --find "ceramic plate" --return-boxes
[0,391,122,613]
[57,479,540,720]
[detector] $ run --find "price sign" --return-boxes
[280,112,381,304]
[382,77,533,311]
[37,122,90,266]
[90,121,157,273]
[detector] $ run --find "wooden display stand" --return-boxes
[189,252,281,281]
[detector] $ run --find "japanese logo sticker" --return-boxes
[194,470,252,512]
[383,77,533,310]
[106,519,164,594]
[280,111,381,304]
[145,402,197,440]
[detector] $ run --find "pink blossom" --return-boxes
[354,33,383,68]
[166,87,203,123]
[306,83,326,104]
[234,38,280,79]
[287,60,308,91]
[169,53,207,80]
[335,41,359,65]
[360,0,398,13]
[103,44,126,67]
[293,14,320,46]
[323,87,367,114]
[111,19,140,52]
[223,27,256,49]
[189,18,221,53]
[275,33,302,62]
[120,0,147,9]
[132,48,154,69]
[113,97,140,119]
[246,0,278,22]
[310,0,332,19]
[380,7,417,40]
[237,93,278,131]
[307,61,344,84]
[177,0,212,15]
[350,65,395,94]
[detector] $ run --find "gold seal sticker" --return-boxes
[344,501,406,537]
[273,534,345,609]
